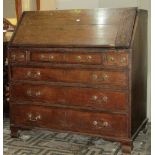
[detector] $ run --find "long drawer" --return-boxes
[10,83,127,111]
[11,67,128,87]
[31,52,102,65]
[10,104,128,137]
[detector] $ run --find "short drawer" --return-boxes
[11,67,128,87]
[10,51,26,62]
[10,83,127,111]
[31,52,102,65]
[11,104,128,137]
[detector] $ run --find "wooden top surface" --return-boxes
[10,8,137,48]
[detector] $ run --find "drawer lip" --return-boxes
[10,80,129,91]
[10,104,128,138]
[10,101,128,115]
[10,83,128,112]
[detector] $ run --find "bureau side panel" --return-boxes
[131,10,148,136]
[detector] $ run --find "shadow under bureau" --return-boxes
[8,8,148,154]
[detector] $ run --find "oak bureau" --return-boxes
[8,8,148,153]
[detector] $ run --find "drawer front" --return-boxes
[11,104,128,137]
[11,67,128,87]
[103,52,128,67]
[10,51,26,62]
[10,83,127,111]
[31,52,102,65]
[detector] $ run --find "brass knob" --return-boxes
[76,19,80,22]
[87,55,92,60]
[36,71,41,76]
[36,114,41,120]
[26,71,31,77]
[92,74,98,80]
[35,91,41,96]
[50,55,54,60]
[27,89,32,96]
[93,121,98,126]
[40,54,45,59]
[76,55,82,61]
[102,96,108,103]
[92,95,98,101]
[120,57,126,64]
[102,121,109,127]
[102,74,108,80]
[108,56,114,62]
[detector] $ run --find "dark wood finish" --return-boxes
[11,8,136,47]
[8,8,148,154]
[130,10,148,136]
[31,52,102,64]
[11,67,128,87]
[10,104,128,137]
[10,83,128,111]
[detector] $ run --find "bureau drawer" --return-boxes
[10,51,26,62]
[11,104,128,137]
[31,52,102,65]
[10,83,127,111]
[11,67,128,87]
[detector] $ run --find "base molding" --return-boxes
[10,118,148,154]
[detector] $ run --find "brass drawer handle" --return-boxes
[102,96,108,103]
[26,71,41,78]
[92,74,108,81]
[120,57,126,64]
[76,55,82,61]
[26,89,41,97]
[92,74,98,80]
[92,95,98,101]
[91,95,108,103]
[49,55,54,60]
[87,55,92,60]
[102,74,108,81]
[93,120,109,127]
[40,54,45,59]
[76,19,80,22]
[27,113,42,122]
[107,56,115,62]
